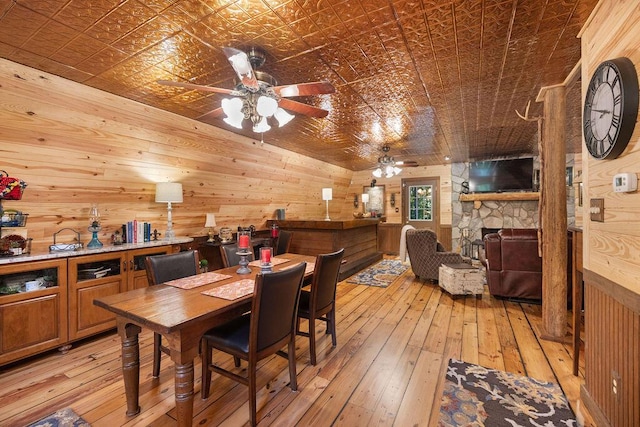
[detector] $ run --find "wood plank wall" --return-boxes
[0,59,355,254]
[580,1,640,424]
[0,59,454,255]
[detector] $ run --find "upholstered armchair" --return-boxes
[405,229,465,281]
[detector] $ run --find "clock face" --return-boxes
[583,58,639,160]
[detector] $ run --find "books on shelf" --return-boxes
[122,220,152,244]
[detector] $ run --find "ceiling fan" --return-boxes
[158,47,335,133]
[372,144,418,178]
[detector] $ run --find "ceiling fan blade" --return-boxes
[196,107,225,121]
[395,161,419,167]
[157,80,237,95]
[278,98,329,118]
[273,81,335,97]
[222,47,259,91]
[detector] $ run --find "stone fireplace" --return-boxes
[450,157,576,255]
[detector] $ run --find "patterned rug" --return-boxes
[438,359,576,426]
[27,407,90,427]
[346,259,409,287]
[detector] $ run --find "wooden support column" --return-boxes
[537,84,568,341]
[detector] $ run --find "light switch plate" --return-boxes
[590,198,605,222]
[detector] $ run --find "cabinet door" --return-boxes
[0,259,68,365]
[68,252,126,340]
[126,245,179,291]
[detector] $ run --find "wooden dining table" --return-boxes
[93,252,316,426]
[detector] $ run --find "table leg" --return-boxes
[174,361,195,426]
[120,323,142,416]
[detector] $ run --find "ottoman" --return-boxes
[438,263,485,296]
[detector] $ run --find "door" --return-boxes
[402,177,440,233]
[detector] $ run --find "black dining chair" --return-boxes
[296,248,344,365]
[275,230,293,255]
[144,250,200,377]
[220,242,255,267]
[200,262,306,426]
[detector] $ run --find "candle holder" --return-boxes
[259,246,273,274]
[235,249,252,274]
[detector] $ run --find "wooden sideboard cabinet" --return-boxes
[0,241,184,365]
[0,259,68,365]
[68,246,178,340]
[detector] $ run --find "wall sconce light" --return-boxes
[371,179,377,187]
[353,194,359,208]
[390,193,396,207]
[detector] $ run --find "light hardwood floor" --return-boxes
[1,268,592,426]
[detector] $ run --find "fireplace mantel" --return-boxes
[459,192,540,202]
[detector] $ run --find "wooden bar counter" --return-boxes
[268,219,383,280]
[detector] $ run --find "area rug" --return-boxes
[346,259,409,287]
[438,359,576,427]
[27,407,90,427]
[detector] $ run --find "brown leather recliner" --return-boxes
[483,229,543,300]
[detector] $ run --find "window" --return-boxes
[408,185,433,221]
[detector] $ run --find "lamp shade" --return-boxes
[155,182,183,203]
[322,188,333,201]
[361,193,370,203]
[205,213,217,227]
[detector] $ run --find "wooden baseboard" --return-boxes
[581,384,611,427]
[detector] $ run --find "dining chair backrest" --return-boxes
[310,248,344,312]
[145,250,200,285]
[220,243,254,268]
[252,262,306,352]
[275,230,293,255]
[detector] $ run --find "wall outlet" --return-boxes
[612,370,621,401]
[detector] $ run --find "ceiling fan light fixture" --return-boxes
[227,51,253,80]
[393,166,402,175]
[256,95,278,117]
[274,108,294,127]
[253,116,271,133]
[372,168,383,178]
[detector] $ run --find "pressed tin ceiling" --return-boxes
[0,0,597,170]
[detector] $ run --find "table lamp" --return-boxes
[361,193,369,213]
[322,188,332,221]
[205,213,217,242]
[155,182,183,240]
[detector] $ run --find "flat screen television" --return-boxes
[468,158,534,193]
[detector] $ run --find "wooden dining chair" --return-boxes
[275,230,293,255]
[144,250,200,377]
[220,243,255,267]
[200,262,306,426]
[296,248,344,365]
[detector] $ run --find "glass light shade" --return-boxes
[89,203,100,225]
[227,52,252,78]
[205,213,217,227]
[361,193,369,203]
[274,108,295,127]
[155,182,183,203]
[256,95,278,117]
[393,167,402,175]
[222,98,244,129]
[253,116,271,133]
[385,165,394,176]
[322,188,333,201]
[372,168,383,178]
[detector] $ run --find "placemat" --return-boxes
[280,262,315,276]
[202,279,255,300]
[248,257,290,267]
[164,272,232,289]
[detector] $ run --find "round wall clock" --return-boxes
[583,57,639,160]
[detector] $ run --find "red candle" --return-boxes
[238,234,250,249]
[260,247,272,263]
